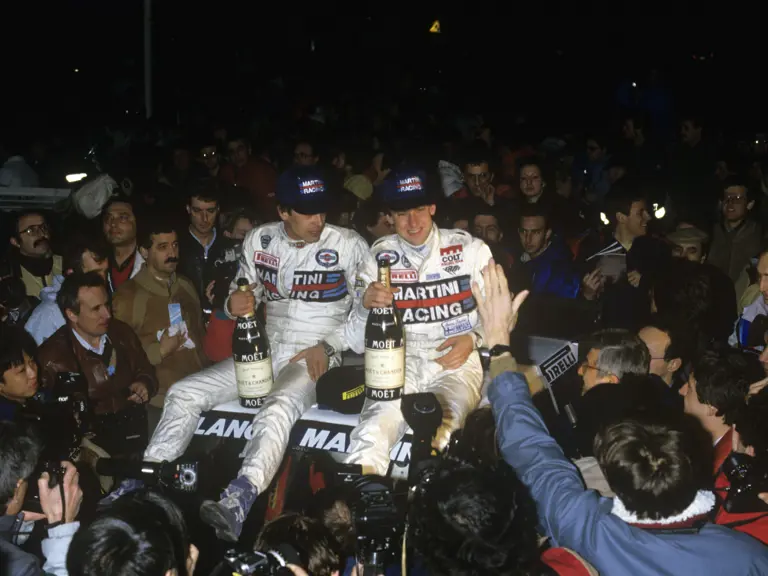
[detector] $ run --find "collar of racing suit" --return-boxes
[278,222,310,249]
[397,223,439,259]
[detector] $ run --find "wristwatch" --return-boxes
[478,344,513,371]
[320,340,336,358]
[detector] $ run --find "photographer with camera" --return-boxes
[478,260,768,574]
[37,272,158,459]
[66,489,198,576]
[678,347,768,542]
[1,420,82,576]
[708,376,768,543]
[253,513,343,576]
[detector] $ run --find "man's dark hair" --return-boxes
[722,175,752,201]
[595,415,701,520]
[585,329,650,380]
[604,181,646,225]
[692,348,761,423]
[519,202,551,229]
[465,197,513,239]
[410,460,545,576]
[255,513,342,576]
[67,489,192,576]
[652,260,713,341]
[731,386,768,455]
[352,199,388,240]
[0,325,37,377]
[57,271,107,318]
[227,133,250,147]
[101,194,137,221]
[577,374,682,458]
[517,155,546,177]
[137,217,177,251]
[12,210,46,238]
[0,421,42,513]
[462,141,493,169]
[186,177,221,206]
[62,233,109,274]
[294,137,319,159]
[220,207,256,234]
[643,314,692,367]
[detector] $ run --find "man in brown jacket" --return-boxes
[37,272,158,457]
[112,218,208,431]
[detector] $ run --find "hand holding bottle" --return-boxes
[363,282,399,309]
[228,283,257,317]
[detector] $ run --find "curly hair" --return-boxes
[410,460,546,576]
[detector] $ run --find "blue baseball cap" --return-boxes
[377,169,435,212]
[275,166,330,215]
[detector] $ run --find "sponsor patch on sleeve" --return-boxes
[253,251,279,269]
[441,314,472,336]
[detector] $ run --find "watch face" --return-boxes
[323,342,335,357]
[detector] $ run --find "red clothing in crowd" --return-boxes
[713,429,768,544]
[219,158,277,220]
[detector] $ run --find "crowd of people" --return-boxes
[3,100,768,575]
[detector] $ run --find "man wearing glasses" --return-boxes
[707,177,763,303]
[3,211,61,299]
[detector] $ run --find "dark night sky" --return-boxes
[2,1,763,132]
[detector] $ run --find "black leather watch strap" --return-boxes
[489,345,512,357]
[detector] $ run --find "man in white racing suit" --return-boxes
[105,166,369,541]
[344,169,493,475]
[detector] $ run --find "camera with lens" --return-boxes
[319,393,443,575]
[23,460,67,514]
[350,475,405,574]
[95,458,199,492]
[722,451,768,514]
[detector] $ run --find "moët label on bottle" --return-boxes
[235,358,273,407]
[364,346,405,400]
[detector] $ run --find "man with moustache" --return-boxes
[112,218,208,433]
[3,211,62,299]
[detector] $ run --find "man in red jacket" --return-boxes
[714,385,768,544]
[680,347,768,543]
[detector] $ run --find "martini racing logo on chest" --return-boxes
[291,271,348,303]
[392,274,476,324]
[253,251,281,300]
[315,249,339,268]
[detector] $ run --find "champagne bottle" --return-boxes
[364,260,405,401]
[232,278,273,407]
